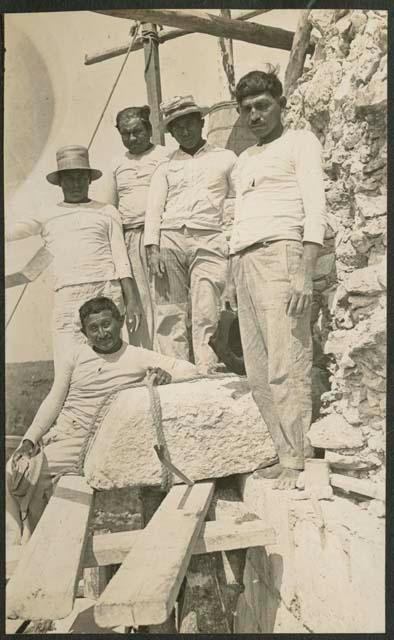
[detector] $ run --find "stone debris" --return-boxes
[84,376,277,489]
[285,9,386,490]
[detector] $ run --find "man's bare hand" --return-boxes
[287,267,313,317]
[147,245,166,278]
[126,300,141,334]
[147,367,172,385]
[12,439,35,465]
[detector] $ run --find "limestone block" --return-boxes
[308,413,364,450]
[355,193,387,219]
[355,75,387,113]
[84,376,277,489]
[325,450,381,471]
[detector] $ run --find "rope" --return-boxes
[145,370,173,493]
[6,283,28,330]
[87,22,141,151]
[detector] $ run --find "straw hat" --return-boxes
[46,145,102,185]
[160,95,207,131]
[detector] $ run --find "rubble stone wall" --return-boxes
[285,9,387,485]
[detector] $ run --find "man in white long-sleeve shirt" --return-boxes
[225,69,328,490]
[5,145,141,356]
[144,96,237,372]
[6,297,198,544]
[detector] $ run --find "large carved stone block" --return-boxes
[84,375,277,489]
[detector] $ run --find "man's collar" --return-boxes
[176,141,211,157]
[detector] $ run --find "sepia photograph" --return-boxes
[3,6,387,635]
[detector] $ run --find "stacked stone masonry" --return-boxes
[284,9,387,486]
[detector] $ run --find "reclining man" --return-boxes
[226,69,328,490]
[6,297,198,545]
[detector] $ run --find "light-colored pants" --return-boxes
[234,240,313,470]
[52,280,124,359]
[154,228,228,366]
[124,227,154,349]
[6,435,84,545]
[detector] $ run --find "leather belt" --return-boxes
[239,238,292,256]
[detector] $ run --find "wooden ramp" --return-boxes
[6,477,278,631]
[6,475,94,621]
[94,481,215,628]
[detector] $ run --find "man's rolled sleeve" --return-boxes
[5,218,42,242]
[144,163,169,247]
[295,131,327,246]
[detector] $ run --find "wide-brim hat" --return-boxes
[46,145,102,185]
[160,95,208,132]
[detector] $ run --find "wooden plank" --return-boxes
[94,9,311,54]
[85,11,273,66]
[142,23,164,146]
[7,519,276,579]
[94,481,215,628]
[6,475,94,621]
[284,10,312,96]
[331,473,385,501]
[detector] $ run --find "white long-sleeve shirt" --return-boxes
[6,200,132,290]
[144,143,237,246]
[23,341,198,445]
[107,145,169,228]
[230,129,327,253]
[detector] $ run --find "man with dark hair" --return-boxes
[6,297,197,544]
[6,145,141,357]
[107,107,168,348]
[144,95,237,373]
[226,69,328,490]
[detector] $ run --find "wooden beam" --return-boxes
[6,476,94,621]
[233,9,273,21]
[94,481,215,628]
[217,9,235,101]
[6,519,277,579]
[284,10,312,96]
[331,474,385,501]
[85,10,274,66]
[142,23,164,145]
[94,9,311,54]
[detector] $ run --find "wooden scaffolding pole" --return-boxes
[217,9,236,101]
[284,10,312,96]
[94,9,312,54]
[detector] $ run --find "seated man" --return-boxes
[6,297,198,545]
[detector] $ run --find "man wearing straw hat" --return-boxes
[6,145,141,356]
[144,95,237,373]
[106,105,168,349]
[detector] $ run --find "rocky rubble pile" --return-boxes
[285,9,387,483]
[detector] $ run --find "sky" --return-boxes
[4,9,300,362]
